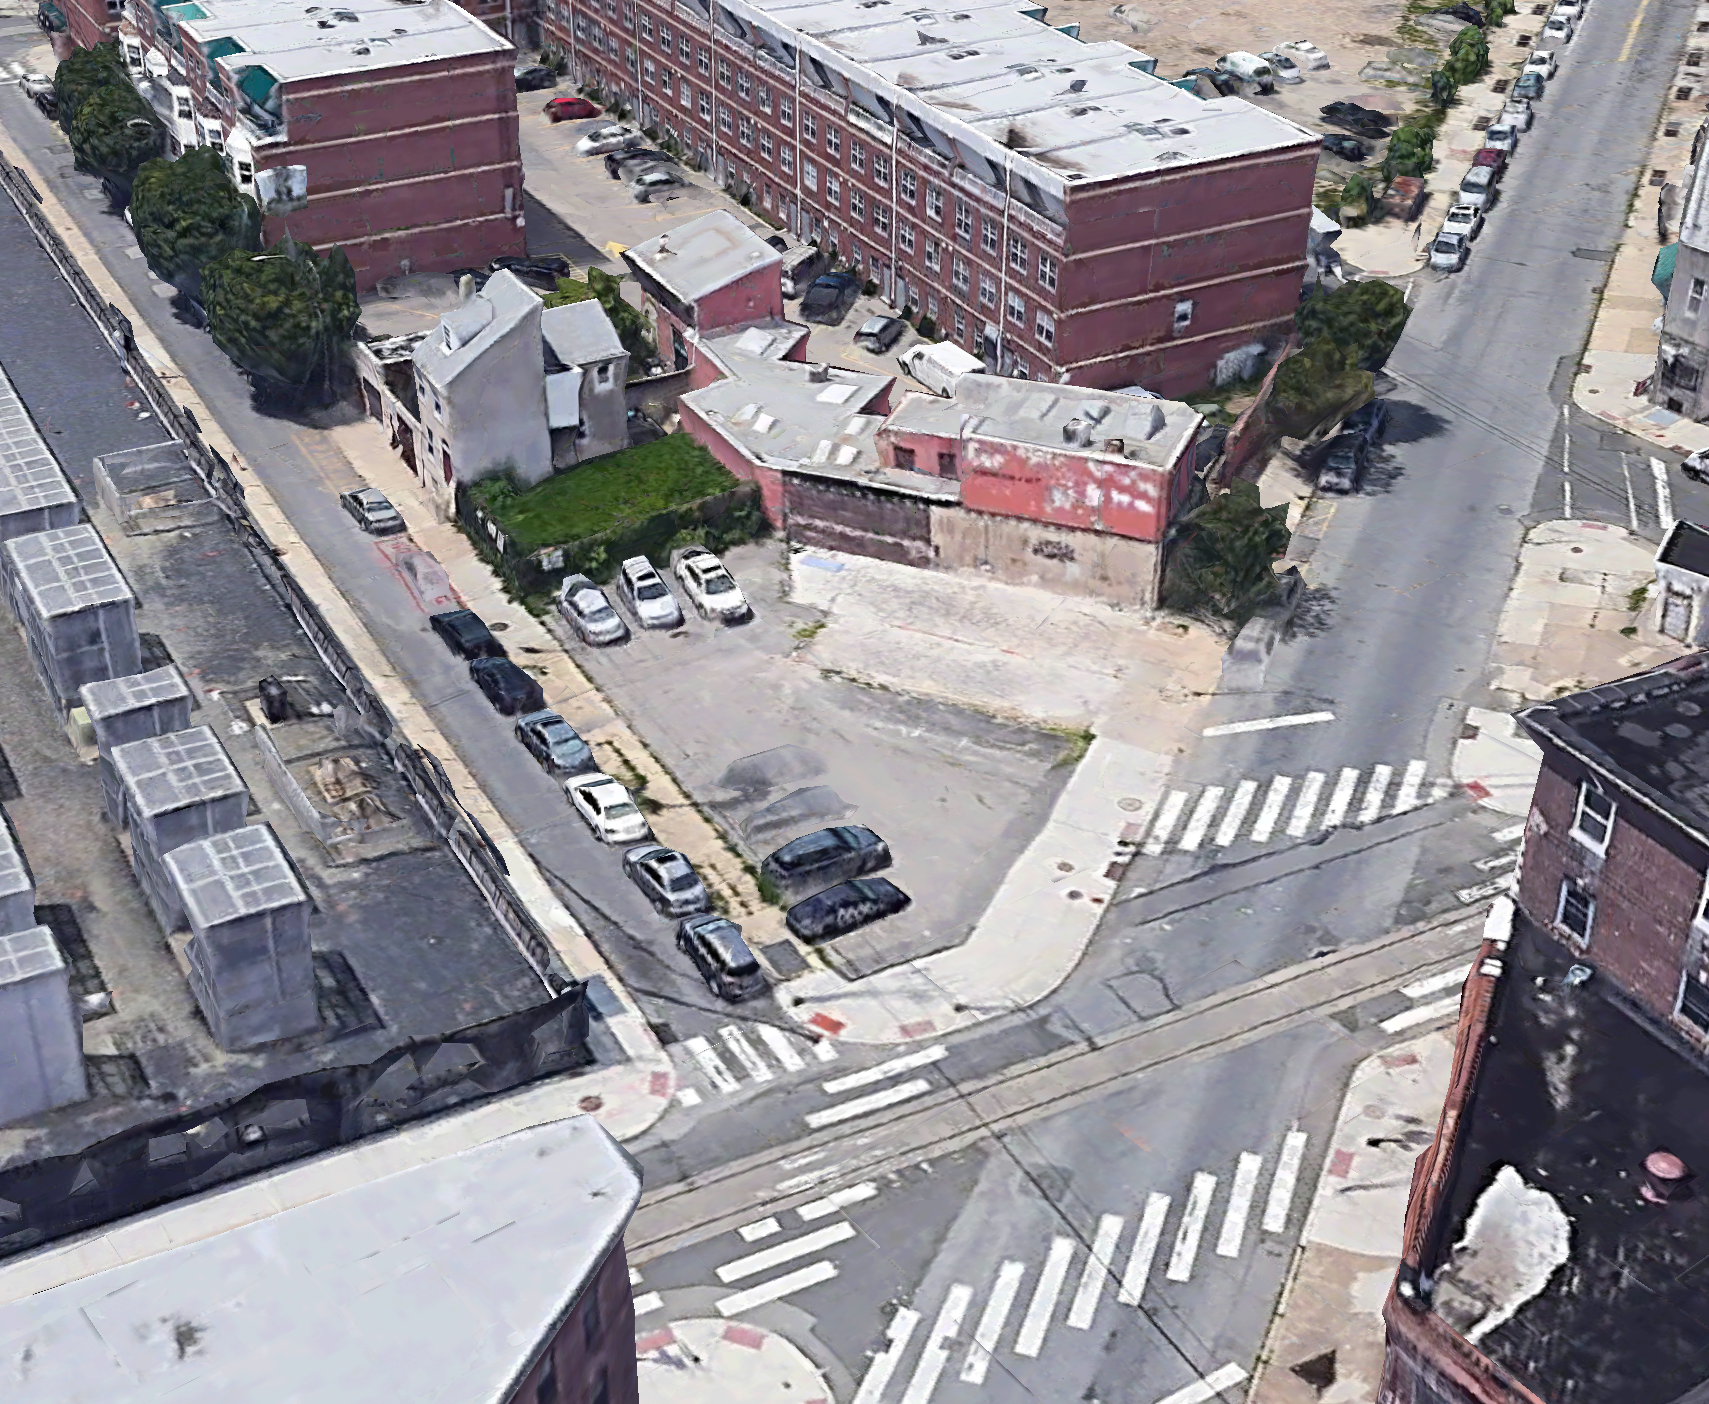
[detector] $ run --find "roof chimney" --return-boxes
[807,362,830,382]
[1642,1151,1694,1204]
[656,232,673,256]
[457,274,474,304]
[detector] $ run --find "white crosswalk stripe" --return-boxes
[676,1024,842,1100]
[1321,767,1359,828]
[1215,1153,1262,1258]
[715,1260,838,1316]
[1250,776,1292,843]
[1117,1192,1170,1305]
[721,1026,772,1082]
[1178,786,1224,852]
[758,1024,806,1072]
[1067,1214,1125,1328]
[683,1036,739,1094]
[961,1261,1025,1384]
[1166,1173,1216,1281]
[1143,789,1189,855]
[1357,765,1393,824]
[853,1307,921,1404]
[1395,759,1428,812]
[715,1222,857,1283]
[1263,1131,1310,1234]
[900,1284,972,1404]
[1212,780,1258,848]
[1287,771,1326,837]
[1015,1237,1074,1357]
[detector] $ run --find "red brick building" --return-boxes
[539,0,1317,395]
[1381,654,1709,1404]
[110,0,525,291]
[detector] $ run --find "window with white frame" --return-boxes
[900,169,916,202]
[925,239,941,273]
[952,258,969,294]
[850,141,864,173]
[643,59,654,82]
[1038,250,1058,291]
[639,13,652,37]
[826,171,841,206]
[873,205,889,234]
[660,67,672,94]
[678,33,690,60]
[1011,357,1030,379]
[873,152,889,183]
[1009,236,1027,273]
[982,217,998,254]
[780,95,793,122]
[1691,278,1707,315]
[1035,309,1054,347]
[927,293,939,320]
[759,85,772,113]
[780,145,793,173]
[697,46,710,74]
[1571,782,1615,851]
[1006,289,1025,325]
[737,70,751,99]
[738,115,754,145]
[717,57,730,85]
[679,81,691,108]
[849,188,864,219]
[659,21,671,47]
[699,91,712,119]
[1557,878,1596,943]
[926,184,943,218]
[802,111,816,140]
[898,222,914,253]
[760,130,773,158]
[1173,298,1195,332]
[979,271,996,307]
[953,306,966,342]
[803,157,817,191]
[826,126,841,156]
[954,199,973,241]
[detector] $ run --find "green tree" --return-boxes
[586,266,656,364]
[1444,27,1489,83]
[53,40,128,129]
[1381,124,1434,181]
[1484,0,1514,25]
[1339,173,1375,225]
[1296,278,1411,372]
[67,81,163,198]
[204,236,359,403]
[130,148,262,298]
[1429,69,1459,109]
[1162,481,1293,627]
[544,275,597,307]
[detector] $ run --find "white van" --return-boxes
[898,341,986,396]
[778,244,828,299]
[1216,52,1276,92]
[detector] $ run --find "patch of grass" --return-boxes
[1627,584,1650,613]
[1048,726,1096,767]
[792,619,827,643]
[472,436,737,552]
[1619,625,1639,638]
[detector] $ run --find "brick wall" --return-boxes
[503,1236,638,1404]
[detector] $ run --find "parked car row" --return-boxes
[556,547,751,643]
[567,121,687,200]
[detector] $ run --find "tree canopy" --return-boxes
[1296,279,1410,373]
[66,81,163,194]
[130,149,262,297]
[53,40,128,129]
[204,236,359,402]
[587,266,656,364]
[1162,481,1292,627]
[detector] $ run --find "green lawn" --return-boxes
[473,435,738,551]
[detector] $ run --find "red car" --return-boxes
[545,95,600,122]
[1471,147,1508,177]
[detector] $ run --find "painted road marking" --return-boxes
[715,1260,839,1317]
[797,1182,881,1221]
[1118,1193,1171,1305]
[1068,1214,1126,1329]
[853,1307,922,1404]
[1015,1237,1075,1357]
[738,1217,782,1242]
[1216,1154,1263,1258]
[1178,787,1225,852]
[683,1036,739,1094]
[630,1268,643,1285]
[1263,1130,1310,1234]
[1212,780,1258,848]
[812,1039,842,1063]
[1201,710,1335,737]
[1492,822,1526,843]
[1456,877,1512,905]
[776,1163,848,1194]
[1250,776,1292,844]
[900,1283,974,1404]
[823,1045,947,1095]
[715,1222,859,1283]
[804,1078,935,1129]
[1287,772,1326,837]
[675,1086,702,1107]
[1155,1363,1250,1404]
[1144,790,1189,855]
[721,1026,772,1082]
[1166,1173,1216,1282]
[961,1261,1026,1384]
[1400,964,1472,1001]
[1395,759,1428,813]
[1320,768,1360,829]
[1357,765,1393,824]
[1475,851,1520,872]
[633,1291,664,1317]
[758,1025,807,1072]
[1380,993,1462,1034]
[1653,456,1677,531]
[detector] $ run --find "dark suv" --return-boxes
[431,609,506,660]
[677,914,767,1001]
[515,709,594,775]
[1342,399,1388,445]
[1317,432,1369,496]
[762,825,891,900]
[469,657,545,715]
[786,877,912,945]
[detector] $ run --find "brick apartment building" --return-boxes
[541,0,1318,395]
[100,0,525,290]
[1380,654,1709,1404]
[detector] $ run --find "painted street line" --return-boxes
[812,1039,842,1062]
[1286,772,1326,838]
[1474,851,1520,872]
[804,1078,935,1129]
[1249,776,1292,844]
[1215,1153,1263,1258]
[900,1284,974,1404]
[797,1182,881,1221]
[1166,1173,1216,1282]
[1492,822,1526,843]
[1178,786,1225,852]
[1320,768,1360,829]
[823,1044,948,1095]
[715,1260,838,1317]
[1154,1363,1250,1404]
[775,1163,848,1194]
[1118,1193,1171,1305]
[737,1217,782,1242]
[1143,790,1189,855]
[1201,710,1336,737]
[1400,964,1473,1001]
[1068,1214,1126,1329]
[1653,456,1677,532]
[715,1222,858,1284]
[853,1307,922,1404]
[962,1261,1026,1384]
[633,1291,664,1317]
[721,1026,772,1082]
[1015,1237,1075,1357]
[1456,876,1512,905]
[683,1036,739,1094]
[1394,759,1428,813]
[758,1024,807,1072]
[1263,1131,1310,1234]
[1380,993,1462,1034]
[630,1268,643,1285]
[1212,780,1258,848]
[1357,765,1394,824]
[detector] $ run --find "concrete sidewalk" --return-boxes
[636,1319,831,1404]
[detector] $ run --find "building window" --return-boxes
[1663,355,1704,391]
[678,34,689,60]
[718,106,732,134]
[1006,290,1025,325]
[926,184,943,219]
[925,239,942,273]
[1691,278,1708,315]
[802,111,816,140]
[953,307,966,342]
[780,95,793,123]
[697,46,710,74]
[1011,358,1030,379]
[737,70,751,99]
[825,126,841,157]
[898,222,914,253]
[849,189,864,219]
[938,451,957,475]
[803,157,817,191]
[900,170,916,202]
[850,140,864,172]
[1038,251,1058,291]
[643,58,655,82]
[850,242,862,267]
[826,171,841,206]
[760,130,773,158]
[739,115,754,144]
[1009,236,1028,273]
[951,257,968,293]
[639,12,651,36]
[982,216,998,254]
[873,152,889,183]
[659,20,671,45]
[873,205,890,234]
[699,91,712,119]
[1557,878,1596,943]
[1571,782,1614,852]
[954,199,972,241]
[679,81,692,108]
[1173,298,1195,332]
[717,57,731,85]
[1036,309,1055,347]
[660,67,672,95]
[780,145,793,173]
[759,85,772,113]
[894,446,917,471]
[979,271,996,308]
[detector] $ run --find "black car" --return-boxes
[786,876,912,945]
[623,843,711,917]
[762,825,892,900]
[339,486,406,535]
[489,254,574,291]
[1320,100,1393,129]
[1317,431,1369,496]
[1182,66,1241,96]
[677,914,767,1001]
[1342,399,1389,445]
[33,88,57,119]
[1320,134,1368,162]
[765,233,791,252]
[854,316,908,353]
[514,63,558,91]
[430,608,506,660]
[515,708,595,775]
[469,657,546,715]
[605,148,670,178]
[800,272,861,325]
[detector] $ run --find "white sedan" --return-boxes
[1442,203,1485,242]
[575,125,643,156]
[674,547,750,622]
[566,773,651,844]
[1524,49,1558,79]
[1541,14,1573,42]
[1278,38,1330,70]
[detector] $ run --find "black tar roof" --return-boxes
[1660,521,1709,578]
[1517,653,1709,843]
[1426,914,1709,1404]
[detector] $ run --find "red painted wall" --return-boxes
[677,399,785,522]
[693,264,785,336]
[957,437,1171,541]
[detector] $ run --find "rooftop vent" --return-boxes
[350,44,370,52]
[947,47,979,58]
[334,8,357,17]
[1062,417,1094,448]
[1069,105,1097,116]
[806,362,831,382]
[1068,78,1086,91]
[917,29,947,43]
[1155,150,1190,161]
[1642,1151,1694,1204]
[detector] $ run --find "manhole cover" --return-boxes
[1117,797,1145,812]
[578,1094,604,1113]
[1055,859,1075,873]
[1065,889,1085,901]
[489,620,510,631]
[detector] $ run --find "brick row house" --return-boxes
[539,0,1319,396]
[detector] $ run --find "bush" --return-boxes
[1382,124,1435,181]
[204,236,359,402]
[66,82,162,196]
[1340,173,1374,224]
[130,147,262,298]
[1429,69,1459,109]
[1162,481,1292,628]
[586,266,656,363]
[1485,0,1515,24]
[1444,27,1489,83]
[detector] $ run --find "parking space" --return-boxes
[555,539,1074,981]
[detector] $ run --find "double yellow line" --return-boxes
[1619,0,1659,64]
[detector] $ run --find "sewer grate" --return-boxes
[1492,78,1510,93]
[1571,248,1616,260]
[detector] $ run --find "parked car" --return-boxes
[1321,100,1392,129]
[622,844,711,917]
[430,609,506,660]
[1321,109,1389,139]
[515,709,595,776]
[673,546,749,621]
[786,876,912,945]
[631,169,687,201]
[1511,70,1546,101]
[556,574,629,645]
[1484,123,1519,154]
[855,315,908,353]
[32,88,57,118]
[1683,450,1709,483]
[1442,203,1485,241]
[1541,13,1573,42]
[1216,51,1276,92]
[677,914,766,1001]
[1342,399,1389,445]
[1317,432,1369,495]
[1278,38,1330,69]
[18,73,52,99]
[338,486,406,536]
[1431,1,1485,23]
[1458,164,1497,209]
[1428,231,1469,272]
[544,94,600,121]
[514,63,557,91]
[1320,134,1368,161]
[469,657,546,716]
[761,824,892,900]
[1523,49,1558,80]
[779,244,829,299]
[800,272,861,325]
[1258,50,1304,83]
[493,253,574,278]
[1181,66,1241,96]
[1472,147,1508,176]
[566,773,651,844]
[605,147,669,178]
[576,124,643,156]
[1552,0,1583,18]
[1501,95,1535,130]
[617,555,684,629]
